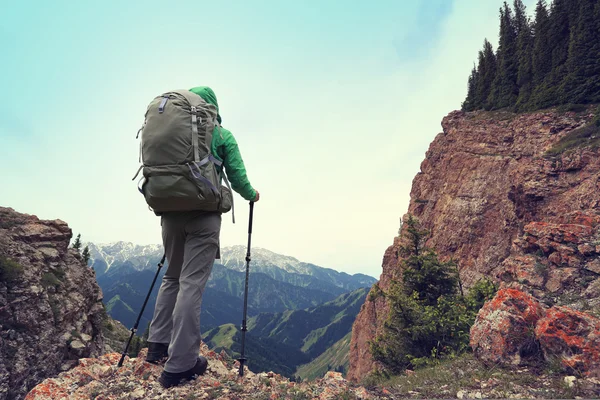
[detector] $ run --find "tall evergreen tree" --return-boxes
[475,40,497,110]
[514,0,534,109]
[560,0,600,103]
[488,2,519,109]
[462,65,479,111]
[72,233,82,251]
[82,245,91,266]
[462,0,600,113]
[369,215,496,373]
[529,0,572,108]
[548,0,571,70]
[531,0,551,85]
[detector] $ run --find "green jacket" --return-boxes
[189,86,256,201]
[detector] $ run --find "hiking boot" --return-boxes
[158,356,208,388]
[146,342,169,364]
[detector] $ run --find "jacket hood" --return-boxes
[189,86,221,123]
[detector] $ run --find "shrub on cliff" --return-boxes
[369,216,496,374]
[0,255,24,284]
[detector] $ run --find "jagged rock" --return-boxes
[26,345,383,399]
[536,306,600,376]
[0,207,105,400]
[349,109,600,381]
[470,288,545,366]
[471,286,600,376]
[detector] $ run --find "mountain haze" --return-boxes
[203,288,369,378]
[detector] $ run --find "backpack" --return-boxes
[132,90,233,217]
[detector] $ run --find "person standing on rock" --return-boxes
[136,86,259,388]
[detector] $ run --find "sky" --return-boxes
[0,0,537,279]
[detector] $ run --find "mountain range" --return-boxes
[87,242,376,378]
[203,287,368,378]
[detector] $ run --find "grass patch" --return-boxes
[368,284,384,302]
[0,256,24,283]
[556,103,590,114]
[469,109,517,121]
[363,353,591,399]
[546,122,600,156]
[103,319,115,332]
[41,272,61,288]
[362,353,593,399]
[52,267,66,281]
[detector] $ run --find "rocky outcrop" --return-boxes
[470,289,544,366]
[536,306,600,375]
[349,108,600,381]
[26,345,385,400]
[0,207,105,400]
[471,288,600,376]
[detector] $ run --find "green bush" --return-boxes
[52,267,66,281]
[0,256,24,283]
[103,319,115,332]
[370,215,496,374]
[368,283,384,301]
[41,272,61,288]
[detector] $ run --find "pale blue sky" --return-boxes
[0,0,536,278]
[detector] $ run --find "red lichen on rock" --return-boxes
[535,306,600,376]
[470,289,545,366]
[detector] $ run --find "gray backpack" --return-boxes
[132,90,233,217]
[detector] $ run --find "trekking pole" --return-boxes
[238,201,254,377]
[117,252,166,368]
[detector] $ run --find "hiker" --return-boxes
[140,86,259,388]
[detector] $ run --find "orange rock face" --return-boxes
[536,306,600,375]
[349,108,600,381]
[470,289,545,366]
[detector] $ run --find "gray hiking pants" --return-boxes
[148,211,221,373]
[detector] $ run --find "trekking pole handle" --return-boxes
[248,201,254,235]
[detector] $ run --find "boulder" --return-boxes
[470,288,544,366]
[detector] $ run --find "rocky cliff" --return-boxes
[349,108,600,381]
[0,207,105,400]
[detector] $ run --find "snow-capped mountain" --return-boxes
[88,242,377,291]
[86,242,163,276]
[220,246,377,291]
[220,245,315,274]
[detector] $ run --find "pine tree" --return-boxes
[560,0,600,104]
[462,65,479,111]
[371,216,465,372]
[399,216,458,306]
[82,245,91,266]
[475,40,497,110]
[488,2,519,109]
[462,0,600,113]
[528,0,570,108]
[514,0,534,110]
[531,0,551,85]
[72,234,82,251]
[549,0,571,70]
